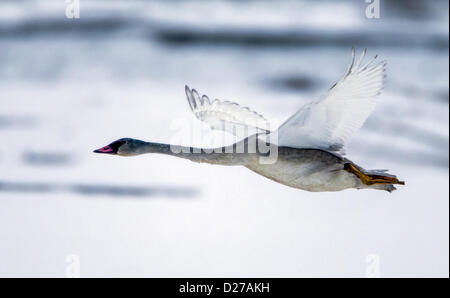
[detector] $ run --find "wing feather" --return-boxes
[185,86,270,136]
[277,48,386,153]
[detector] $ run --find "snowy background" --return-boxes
[0,0,448,277]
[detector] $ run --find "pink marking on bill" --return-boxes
[98,146,113,153]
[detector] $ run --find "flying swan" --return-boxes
[94,48,405,192]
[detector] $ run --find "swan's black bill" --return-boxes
[93,140,127,155]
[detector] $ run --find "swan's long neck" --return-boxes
[135,141,173,155]
[132,141,247,166]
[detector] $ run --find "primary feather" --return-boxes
[277,48,386,153]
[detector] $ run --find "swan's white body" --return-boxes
[248,160,360,192]
[245,148,361,192]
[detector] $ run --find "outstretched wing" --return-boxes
[277,48,386,153]
[185,85,270,136]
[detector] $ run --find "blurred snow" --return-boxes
[0,0,448,277]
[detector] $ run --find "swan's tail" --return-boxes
[344,163,405,193]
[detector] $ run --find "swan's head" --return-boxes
[93,138,142,156]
